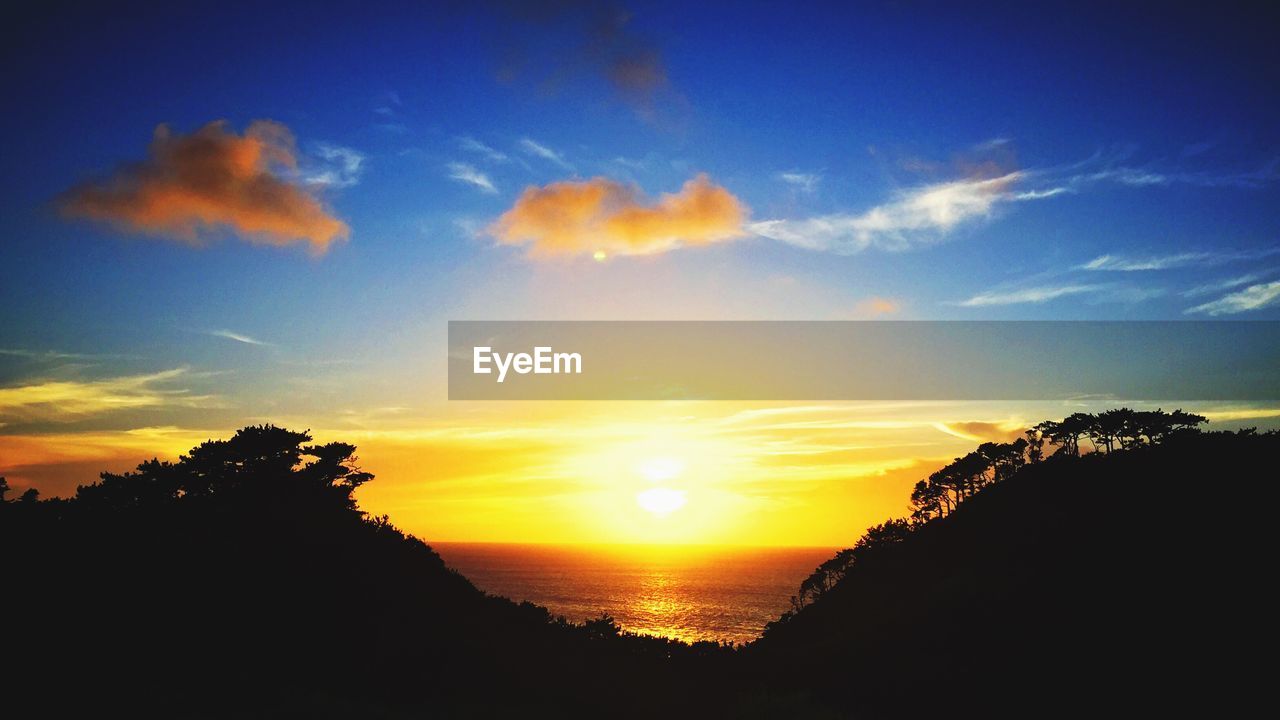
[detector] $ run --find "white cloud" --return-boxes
[954,284,1101,307]
[1078,252,1212,271]
[750,172,1025,253]
[1013,187,1071,200]
[447,162,498,194]
[1079,247,1280,272]
[519,138,573,170]
[749,142,1278,256]
[209,329,271,346]
[302,143,365,188]
[1184,281,1280,316]
[777,171,821,192]
[458,136,509,163]
[972,137,1012,152]
[1182,272,1270,297]
[1082,159,1279,189]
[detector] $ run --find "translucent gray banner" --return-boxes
[448,321,1280,400]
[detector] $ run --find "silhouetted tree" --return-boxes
[584,613,622,639]
[76,425,371,512]
[794,519,912,608]
[1025,429,1045,464]
[1038,413,1094,456]
[796,408,1217,615]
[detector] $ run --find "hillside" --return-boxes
[5,421,1274,718]
[747,430,1277,718]
[1,426,737,718]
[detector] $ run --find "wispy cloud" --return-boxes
[458,136,509,163]
[751,142,1279,256]
[1013,187,1071,200]
[447,162,498,194]
[777,171,821,192]
[302,142,366,188]
[1079,252,1214,272]
[1184,280,1280,316]
[750,172,1025,253]
[58,120,349,253]
[1025,151,1280,197]
[1182,272,1271,298]
[0,368,215,423]
[954,284,1102,307]
[208,329,271,346]
[1,348,100,361]
[1081,158,1280,190]
[971,137,1012,152]
[519,138,573,170]
[1079,247,1280,272]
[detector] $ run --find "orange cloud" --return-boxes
[59,120,349,252]
[489,174,747,258]
[855,297,901,316]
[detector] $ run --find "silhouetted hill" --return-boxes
[2,426,738,718]
[6,421,1275,718]
[746,430,1278,718]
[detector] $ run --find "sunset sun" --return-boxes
[636,487,687,516]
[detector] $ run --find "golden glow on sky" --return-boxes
[636,487,687,515]
[3,401,1278,547]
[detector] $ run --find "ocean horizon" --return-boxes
[432,542,838,644]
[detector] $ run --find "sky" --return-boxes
[2,0,1279,545]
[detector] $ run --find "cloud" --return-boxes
[488,174,747,258]
[1082,159,1279,189]
[0,368,215,424]
[1013,187,1071,200]
[1079,247,1280,272]
[458,136,509,163]
[954,284,1101,307]
[58,120,350,253]
[302,142,365,188]
[447,162,499,194]
[1182,272,1271,297]
[519,138,573,170]
[751,171,1024,253]
[0,348,108,361]
[1078,252,1212,271]
[209,329,270,346]
[749,143,1280,256]
[778,171,821,192]
[483,0,670,114]
[971,137,1012,152]
[854,297,901,316]
[933,421,1025,443]
[1184,280,1280,316]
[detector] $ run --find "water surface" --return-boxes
[433,543,836,644]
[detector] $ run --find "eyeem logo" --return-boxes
[473,346,582,383]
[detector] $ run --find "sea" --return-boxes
[431,543,837,644]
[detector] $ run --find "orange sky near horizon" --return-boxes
[5,400,1279,547]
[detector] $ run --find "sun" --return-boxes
[636,487,687,516]
[637,456,685,483]
[634,456,688,516]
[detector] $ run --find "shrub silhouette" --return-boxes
[2,425,739,718]
[760,411,1270,719]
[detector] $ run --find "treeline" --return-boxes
[3,424,750,717]
[780,407,1208,614]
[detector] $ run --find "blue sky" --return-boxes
[1,1,1279,522]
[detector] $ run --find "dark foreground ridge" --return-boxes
[4,413,1275,718]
